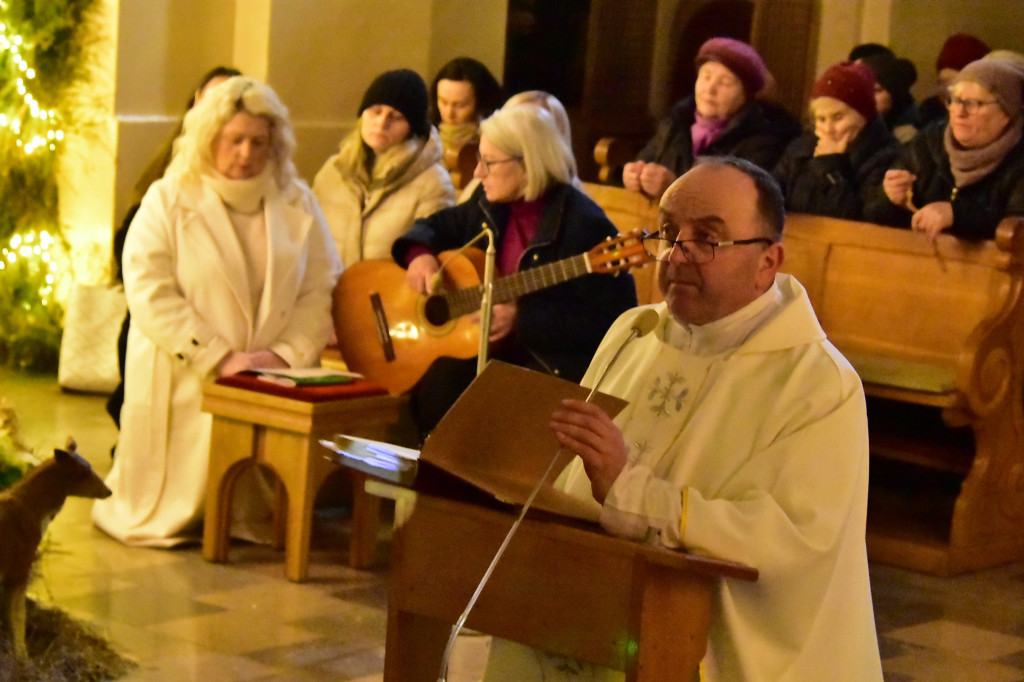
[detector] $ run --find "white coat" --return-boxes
[92,175,342,547]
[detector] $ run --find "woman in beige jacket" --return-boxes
[313,69,455,267]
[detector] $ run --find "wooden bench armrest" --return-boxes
[953,216,1024,420]
[594,136,645,185]
[443,140,480,190]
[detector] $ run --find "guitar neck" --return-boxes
[443,253,590,319]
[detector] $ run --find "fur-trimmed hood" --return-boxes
[332,124,445,197]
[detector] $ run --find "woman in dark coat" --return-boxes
[623,37,799,200]
[773,61,900,223]
[881,58,1024,242]
[393,104,638,436]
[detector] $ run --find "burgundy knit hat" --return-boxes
[937,34,990,72]
[811,61,878,122]
[695,37,768,97]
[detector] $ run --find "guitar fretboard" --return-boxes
[442,253,591,319]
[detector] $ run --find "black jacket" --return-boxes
[637,97,801,175]
[875,121,1024,240]
[393,183,639,381]
[772,116,901,223]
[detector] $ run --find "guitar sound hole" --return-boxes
[424,295,451,326]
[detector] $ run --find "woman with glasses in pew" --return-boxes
[880,58,1024,243]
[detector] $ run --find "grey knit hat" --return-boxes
[953,58,1023,120]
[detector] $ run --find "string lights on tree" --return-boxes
[0,0,95,371]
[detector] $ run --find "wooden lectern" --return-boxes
[375,483,758,681]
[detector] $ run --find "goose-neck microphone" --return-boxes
[437,307,661,681]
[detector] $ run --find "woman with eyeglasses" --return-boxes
[313,69,455,268]
[881,58,1024,241]
[392,104,638,436]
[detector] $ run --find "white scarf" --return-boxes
[202,165,276,214]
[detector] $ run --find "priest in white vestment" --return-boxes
[484,157,883,681]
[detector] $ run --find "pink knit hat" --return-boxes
[811,61,878,122]
[695,38,769,97]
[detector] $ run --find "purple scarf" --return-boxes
[691,113,730,157]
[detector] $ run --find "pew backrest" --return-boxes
[781,213,1024,411]
[581,181,661,305]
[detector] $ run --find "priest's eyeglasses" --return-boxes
[641,234,774,264]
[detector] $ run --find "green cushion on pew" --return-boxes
[841,350,958,395]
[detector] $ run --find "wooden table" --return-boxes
[373,482,758,681]
[200,382,413,581]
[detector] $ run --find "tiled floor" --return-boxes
[3,368,1024,681]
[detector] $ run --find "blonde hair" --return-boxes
[479,104,575,201]
[166,76,297,189]
[503,90,573,149]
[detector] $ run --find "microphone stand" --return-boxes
[476,222,496,377]
[436,309,659,681]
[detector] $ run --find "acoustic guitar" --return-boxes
[332,230,651,394]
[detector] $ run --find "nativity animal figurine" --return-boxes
[0,441,110,659]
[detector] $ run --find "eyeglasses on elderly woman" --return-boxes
[945,89,1000,115]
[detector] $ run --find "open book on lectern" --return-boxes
[320,360,627,523]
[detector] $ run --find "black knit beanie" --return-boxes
[358,69,429,138]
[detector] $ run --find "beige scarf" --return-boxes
[439,121,479,161]
[944,116,1023,188]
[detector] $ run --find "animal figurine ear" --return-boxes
[54,437,78,465]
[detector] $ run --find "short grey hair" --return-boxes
[479,104,575,201]
[695,156,785,240]
[166,76,297,189]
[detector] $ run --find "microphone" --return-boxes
[475,200,499,376]
[426,228,490,296]
[423,201,500,326]
[585,308,659,401]
[476,222,497,376]
[436,307,660,681]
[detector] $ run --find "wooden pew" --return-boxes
[581,181,661,305]
[593,136,645,185]
[781,213,1024,575]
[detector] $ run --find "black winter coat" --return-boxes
[393,183,639,382]
[875,121,1024,240]
[637,97,801,175]
[772,117,901,223]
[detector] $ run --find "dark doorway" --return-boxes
[669,1,755,106]
[503,0,592,107]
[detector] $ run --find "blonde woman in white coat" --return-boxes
[92,77,342,547]
[313,69,455,267]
